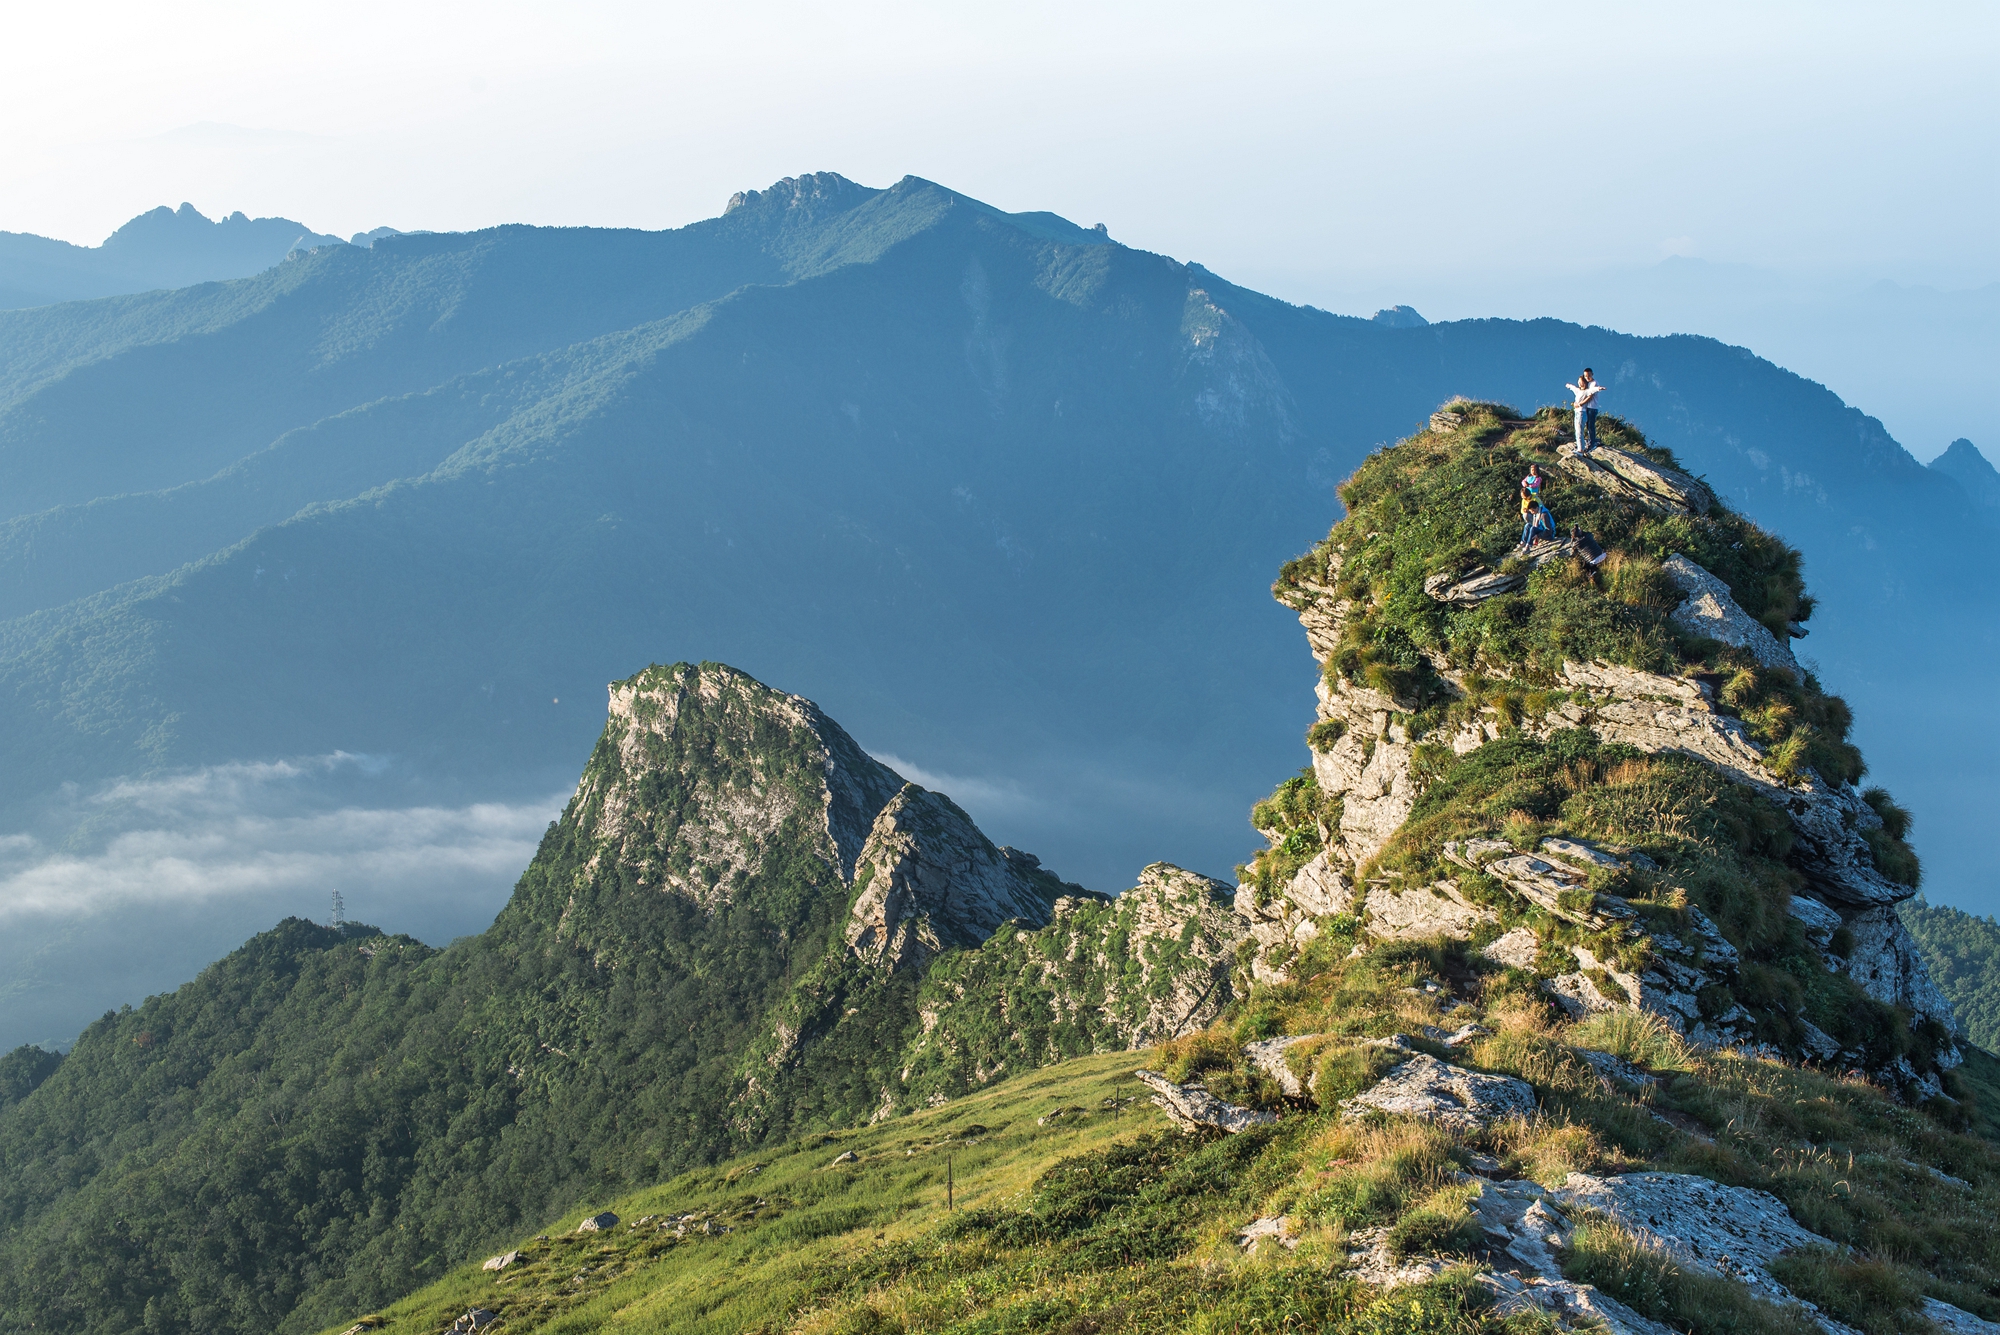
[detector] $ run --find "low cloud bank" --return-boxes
[0,754,565,931]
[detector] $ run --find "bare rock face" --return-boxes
[1364,878,1496,941]
[1424,567,1525,607]
[1339,1053,1535,1133]
[844,786,1064,972]
[573,662,906,909]
[1663,553,1799,673]
[1553,662,1908,911]
[1840,906,1959,1034]
[1556,1172,1824,1292]
[1136,1069,1277,1133]
[1242,1034,1319,1097]
[1553,440,1714,515]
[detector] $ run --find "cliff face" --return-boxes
[1240,404,1958,1095]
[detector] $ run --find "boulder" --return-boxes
[1482,927,1540,969]
[1236,1215,1298,1251]
[1135,1069,1278,1133]
[1340,1053,1535,1133]
[1576,1049,1657,1089]
[1662,554,1798,674]
[447,1311,498,1334]
[1241,1034,1319,1097]
[576,1212,619,1233]
[480,1251,523,1271]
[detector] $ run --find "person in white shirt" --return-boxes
[1565,368,1603,453]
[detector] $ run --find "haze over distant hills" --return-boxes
[0,202,385,309]
[0,171,1996,1050]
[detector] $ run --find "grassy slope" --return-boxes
[320,988,2000,1335]
[311,1051,1157,1335]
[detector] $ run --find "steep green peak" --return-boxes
[570,661,905,900]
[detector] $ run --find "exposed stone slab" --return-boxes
[1136,1069,1278,1133]
[1365,879,1497,941]
[1483,927,1540,968]
[1340,1053,1536,1133]
[1663,554,1799,674]
[1424,567,1525,607]
[1556,1172,1827,1291]
[1924,1299,2000,1335]
[1553,440,1714,516]
[1840,906,1959,1033]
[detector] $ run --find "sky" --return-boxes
[3,2,1992,283]
[5,2,1993,453]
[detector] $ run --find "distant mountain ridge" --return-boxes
[0,202,365,310]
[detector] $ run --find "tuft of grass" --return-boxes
[1767,1248,1934,1335]
[1568,1009,1694,1073]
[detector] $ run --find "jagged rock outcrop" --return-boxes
[571,662,906,907]
[1248,408,1958,1082]
[1663,553,1799,673]
[844,786,1069,972]
[1552,439,1714,516]
[897,864,1247,1104]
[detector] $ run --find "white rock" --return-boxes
[1556,1172,1829,1289]
[1483,927,1540,969]
[1242,1035,1318,1098]
[1554,441,1714,516]
[1135,1069,1278,1134]
[829,1150,859,1166]
[845,786,1066,972]
[1788,895,1845,943]
[1340,1053,1536,1133]
[481,1250,523,1271]
[1924,1299,2000,1335]
[1236,1215,1298,1250]
[1662,554,1799,674]
[576,1212,619,1233]
[1838,906,1960,1033]
[1365,879,1497,941]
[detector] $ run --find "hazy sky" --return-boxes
[6,2,1994,292]
[4,0,1997,453]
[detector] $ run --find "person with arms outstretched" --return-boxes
[1566,368,1603,453]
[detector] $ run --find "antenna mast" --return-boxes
[330,890,346,927]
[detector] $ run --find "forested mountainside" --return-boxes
[0,663,1230,1335]
[2,176,1998,1062]
[1903,898,2000,1052]
[0,202,346,310]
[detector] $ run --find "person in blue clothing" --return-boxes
[1519,482,1558,549]
[1565,368,1603,452]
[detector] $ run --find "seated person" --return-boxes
[1520,499,1558,548]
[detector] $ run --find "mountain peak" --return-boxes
[1931,437,2000,512]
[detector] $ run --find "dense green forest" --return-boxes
[1904,897,2000,1051]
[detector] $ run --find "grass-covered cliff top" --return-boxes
[1273,402,1863,788]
